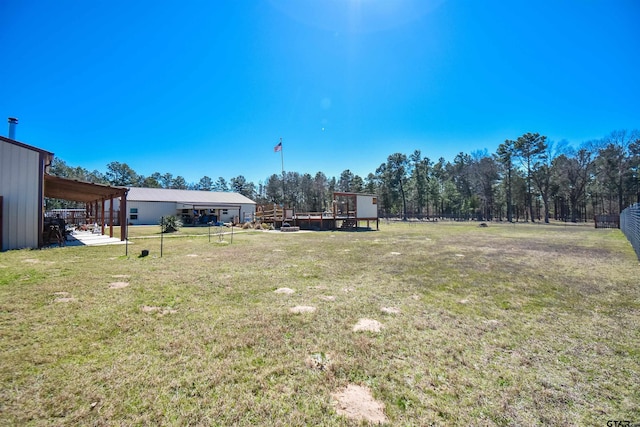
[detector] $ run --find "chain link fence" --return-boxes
[620,203,640,261]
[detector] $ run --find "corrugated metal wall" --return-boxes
[0,141,41,250]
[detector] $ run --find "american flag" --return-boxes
[274,141,282,152]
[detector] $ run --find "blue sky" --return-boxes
[2,0,639,186]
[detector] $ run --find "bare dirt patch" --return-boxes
[109,282,129,289]
[353,318,383,332]
[332,384,387,424]
[274,287,295,294]
[381,307,400,315]
[289,306,316,314]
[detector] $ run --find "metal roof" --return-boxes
[127,187,256,205]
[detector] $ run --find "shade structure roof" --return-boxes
[44,175,128,203]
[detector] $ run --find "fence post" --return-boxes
[125,216,129,257]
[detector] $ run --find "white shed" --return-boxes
[331,191,379,230]
[110,187,256,225]
[355,194,379,219]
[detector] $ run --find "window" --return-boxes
[130,208,138,213]
[372,197,377,205]
[222,209,228,215]
[130,214,138,220]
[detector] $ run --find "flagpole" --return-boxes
[279,137,284,174]
[280,137,285,206]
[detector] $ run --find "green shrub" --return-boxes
[159,215,183,233]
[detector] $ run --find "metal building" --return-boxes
[1,126,129,251]
[0,135,54,250]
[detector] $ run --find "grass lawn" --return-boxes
[1,221,638,426]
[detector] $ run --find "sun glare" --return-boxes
[271,0,446,34]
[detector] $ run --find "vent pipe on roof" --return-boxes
[8,117,18,140]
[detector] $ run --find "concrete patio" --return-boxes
[64,230,130,246]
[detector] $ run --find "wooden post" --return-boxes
[100,198,106,234]
[109,196,114,238]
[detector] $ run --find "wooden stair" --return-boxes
[340,219,357,229]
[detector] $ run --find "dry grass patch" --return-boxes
[140,305,177,316]
[1,221,638,425]
[380,306,400,315]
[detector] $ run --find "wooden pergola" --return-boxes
[43,175,128,244]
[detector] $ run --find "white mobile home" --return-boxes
[111,187,256,225]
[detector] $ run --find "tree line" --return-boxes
[49,129,639,222]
